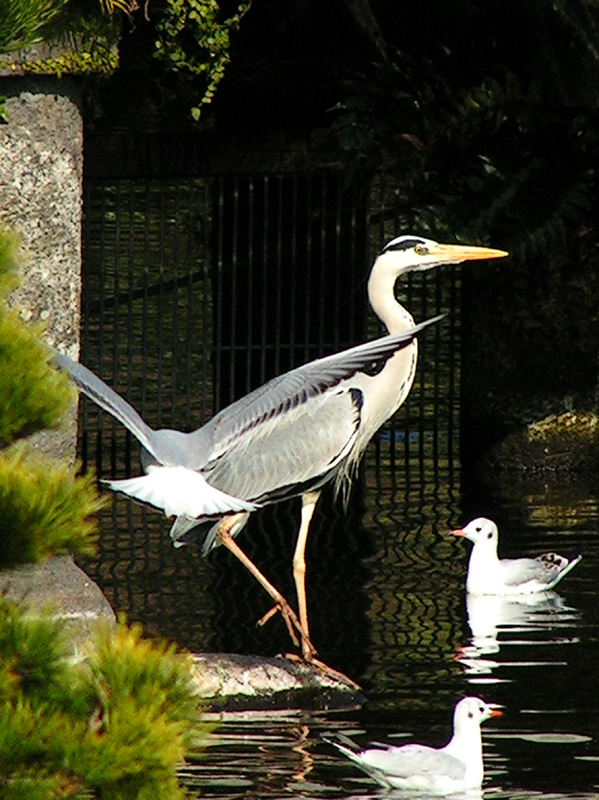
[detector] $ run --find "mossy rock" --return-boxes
[481,411,599,473]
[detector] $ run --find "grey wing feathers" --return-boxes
[499,557,547,586]
[360,744,465,780]
[53,351,158,459]
[199,314,443,462]
[499,554,574,586]
[203,386,363,501]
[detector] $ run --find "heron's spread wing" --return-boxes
[53,351,159,459]
[202,386,364,502]
[192,315,442,472]
[359,743,465,781]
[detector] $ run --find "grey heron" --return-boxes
[323,696,502,791]
[452,517,582,594]
[55,235,507,667]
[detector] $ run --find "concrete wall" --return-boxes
[0,76,82,460]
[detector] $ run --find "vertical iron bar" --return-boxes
[201,180,210,421]
[141,181,150,420]
[432,269,442,479]
[318,177,326,354]
[260,177,269,382]
[172,182,181,423]
[417,271,427,478]
[347,181,358,345]
[125,179,135,476]
[245,177,254,395]
[447,268,458,477]
[185,179,195,426]
[274,176,283,376]
[214,177,224,410]
[333,176,341,350]
[303,176,313,362]
[289,176,298,370]
[111,181,121,477]
[157,183,166,422]
[229,176,238,402]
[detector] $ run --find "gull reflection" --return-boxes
[457,591,580,679]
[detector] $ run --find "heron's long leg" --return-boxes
[216,512,317,657]
[293,490,321,660]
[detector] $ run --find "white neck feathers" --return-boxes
[367,253,415,334]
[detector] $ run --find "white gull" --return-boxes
[452,517,581,595]
[323,696,501,793]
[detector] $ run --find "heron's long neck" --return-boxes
[367,263,414,335]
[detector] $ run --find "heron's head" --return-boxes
[376,235,508,276]
[452,517,499,549]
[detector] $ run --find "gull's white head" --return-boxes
[452,517,499,551]
[454,696,503,732]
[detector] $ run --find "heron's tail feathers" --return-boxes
[104,465,258,520]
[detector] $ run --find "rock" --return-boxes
[0,557,364,709]
[0,555,116,641]
[191,652,365,711]
[479,411,599,473]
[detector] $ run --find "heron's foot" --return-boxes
[257,603,317,659]
[282,653,361,690]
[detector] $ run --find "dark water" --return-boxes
[79,177,598,796]
[83,439,599,799]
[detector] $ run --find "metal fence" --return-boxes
[78,172,462,670]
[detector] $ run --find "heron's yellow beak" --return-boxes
[429,243,508,263]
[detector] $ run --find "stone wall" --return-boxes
[0,75,82,460]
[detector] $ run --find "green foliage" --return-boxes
[0,225,20,293]
[332,5,599,260]
[0,0,128,74]
[0,225,103,565]
[0,226,206,797]
[0,604,205,799]
[154,0,252,119]
[0,445,101,566]
[12,43,119,76]
[0,310,74,446]
[0,0,70,53]
[0,226,73,445]
[99,0,140,15]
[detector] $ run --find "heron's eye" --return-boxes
[414,244,428,256]
[487,532,493,539]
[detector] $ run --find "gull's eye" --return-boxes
[487,532,493,539]
[475,526,482,533]
[414,244,429,256]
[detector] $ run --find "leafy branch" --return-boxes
[154,0,252,120]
